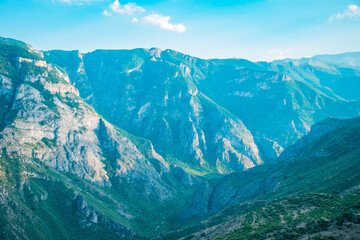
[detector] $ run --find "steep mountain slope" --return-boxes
[44,48,360,170]
[44,49,264,174]
[169,117,360,238]
[0,37,202,239]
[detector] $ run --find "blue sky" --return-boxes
[0,0,359,61]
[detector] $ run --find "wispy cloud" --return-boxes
[109,0,145,15]
[329,4,360,21]
[103,0,186,32]
[141,14,186,33]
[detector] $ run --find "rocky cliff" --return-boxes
[0,37,201,239]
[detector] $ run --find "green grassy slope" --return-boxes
[220,192,360,240]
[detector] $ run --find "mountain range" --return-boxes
[0,36,359,239]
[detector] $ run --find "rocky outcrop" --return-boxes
[0,75,16,128]
[74,195,135,237]
[96,118,173,200]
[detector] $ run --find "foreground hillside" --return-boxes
[187,192,360,240]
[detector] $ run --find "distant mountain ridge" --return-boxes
[274,52,360,68]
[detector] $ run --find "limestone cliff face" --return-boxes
[0,55,173,201]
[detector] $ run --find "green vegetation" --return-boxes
[47,68,68,84]
[55,92,81,109]
[41,137,56,148]
[0,43,41,61]
[220,192,360,240]
[43,50,82,71]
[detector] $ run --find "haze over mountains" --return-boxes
[0,36,359,240]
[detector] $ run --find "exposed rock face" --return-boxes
[0,70,102,186]
[96,119,172,200]
[0,75,16,128]
[0,55,175,200]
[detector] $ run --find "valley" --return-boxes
[0,36,359,239]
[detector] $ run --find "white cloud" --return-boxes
[103,1,186,33]
[329,4,360,21]
[109,0,145,15]
[142,14,186,33]
[103,10,112,16]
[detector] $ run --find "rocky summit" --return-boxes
[0,36,360,240]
